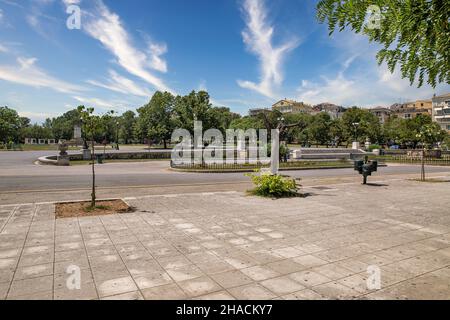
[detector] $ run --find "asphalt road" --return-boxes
[1,150,450,193]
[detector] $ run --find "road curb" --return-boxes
[169,164,388,173]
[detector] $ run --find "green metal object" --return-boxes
[96,154,103,164]
[354,156,378,184]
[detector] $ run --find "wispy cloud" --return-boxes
[72,95,129,112]
[148,42,168,73]
[25,0,63,45]
[62,0,80,5]
[87,70,152,98]
[237,0,299,98]
[82,0,174,93]
[296,28,450,107]
[18,110,57,122]
[0,44,8,53]
[0,56,84,94]
[297,57,449,107]
[0,0,24,8]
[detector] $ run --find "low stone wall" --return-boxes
[92,151,171,160]
[38,151,172,165]
[37,156,58,165]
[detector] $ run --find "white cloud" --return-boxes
[62,0,80,5]
[297,73,370,106]
[237,0,299,98]
[0,56,84,94]
[72,96,128,112]
[25,1,61,43]
[87,70,152,98]
[297,59,450,107]
[296,28,450,107]
[18,110,56,122]
[82,0,173,93]
[26,14,39,28]
[0,0,24,8]
[148,42,168,73]
[0,44,8,53]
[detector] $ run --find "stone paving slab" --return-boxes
[0,179,449,300]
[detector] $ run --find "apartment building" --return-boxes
[432,93,450,133]
[390,99,432,119]
[369,107,392,124]
[313,103,346,119]
[272,99,313,114]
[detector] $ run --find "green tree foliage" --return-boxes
[45,109,82,141]
[78,106,114,207]
[329,118,348,147]
[341,107,382,143]
[416,122,447,148]
[119,110,136,144]
[20,124,53,140]
[208,107,241,133]
[317,0,450,87]
[283,113,311,143]
[0,106,22,143]
[384,114,434,148]
[230,116,264,131]
[173,90,215,132]
[442,134,450,150]
[98,112,119,144]
[416,121,447,181]
[307,112,332,147]
[135,91,175,148]
[20,117,31,128]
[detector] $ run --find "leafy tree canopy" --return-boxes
[0,106,22,143]
[317,0,450,87]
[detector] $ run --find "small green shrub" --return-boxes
[246,170,299,198]
[368,144,381,151]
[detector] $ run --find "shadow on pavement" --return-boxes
[364,183,389,187]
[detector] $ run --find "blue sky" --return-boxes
[0,0,449,123]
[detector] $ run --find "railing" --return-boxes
[170,159,352,171]
[381,149,450,156]
[380,155,450,165]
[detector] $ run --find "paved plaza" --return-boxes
[0,178,449,300]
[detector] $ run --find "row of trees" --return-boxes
[1,91,241,147]
[1,90,449,149]
[134,91,240,148]
[232,108,448,149]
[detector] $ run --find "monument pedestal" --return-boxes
[57,155,70,166]
[352,141,360,150]
[82,149,91,160]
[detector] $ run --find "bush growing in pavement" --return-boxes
[246,170,299,198]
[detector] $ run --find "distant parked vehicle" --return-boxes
[390,145,400,150]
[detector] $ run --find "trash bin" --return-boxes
[96,154,103,164]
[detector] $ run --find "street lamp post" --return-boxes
[115,120,120,150]
[352,122,360,150]
[352,122,360,141]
